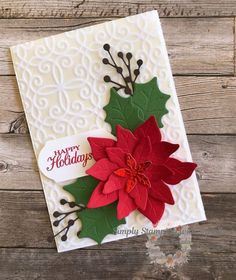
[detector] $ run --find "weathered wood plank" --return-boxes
[235,17,236,76]
[0,249,236,280]
[0,248,235,280]
[0,192,235,250]
[0,134,235,192]
[191,135,236,193]
[0,2,234,279]
[0,17,234,75]
[1,0,236,18]
[0,193,235,280]
[1,75,236,134]
[0,134,41,190]
[176,76,236,134]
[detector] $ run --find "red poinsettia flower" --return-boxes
[86,116,197,224]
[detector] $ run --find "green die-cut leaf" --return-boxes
[104,88,142,135]
[103,77,170,134]
[132,77,170,128]
[79,203,126,244]
[64,176,126,244]
[63,176,99,206]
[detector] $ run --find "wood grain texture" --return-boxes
[0,134,235,192]
[1,0,236,18]
[0,17,234,75]
[1,192,236,250]
[0,2,235,278]
[176,76,236,134]
[0,193,235,280]
[0,248,235,280]
[1,75,236,134]
[0,134,41,190]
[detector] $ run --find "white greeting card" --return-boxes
[10,10,206,252]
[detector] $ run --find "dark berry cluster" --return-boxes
[52,199,85,241]
[102,43,143,95]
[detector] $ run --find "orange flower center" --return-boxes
[114,153,151,193]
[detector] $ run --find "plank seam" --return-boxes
[1,74,235,78]
[234,16,236,76]
[0,16,236,20]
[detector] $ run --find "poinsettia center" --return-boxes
[114,153,151,193]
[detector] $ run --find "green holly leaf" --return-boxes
[63,176,99,205]
[132,77,170,128]
[64,176,126,244]
[103,78,170,133]
[104,88,143,135]
[79,203,126,244]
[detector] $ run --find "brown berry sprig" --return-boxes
[52,199,85,242]
[102,43,143,95]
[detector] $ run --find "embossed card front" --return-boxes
[10,11,206,252]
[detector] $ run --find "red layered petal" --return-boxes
[114,168,127,177]
[145,164,173,182]
[126,178,137,193]
[117,189,137,220]
[133,136,152,163]
[129,183,148,210]
[88,137,115,161]
[86,158,118,181]
[139,197,165,224]
[137,161,152,172]
[126,153,137,169]
[116,125,138,153]
[106,147,126,167]
[150,142,179,164]
[164,158,197,184]
[86,118,197,225]
[87,182,118,208]
[137,173,151,188]
[103,173,126,194]
[149,180,174,205]
[134,115,161,144]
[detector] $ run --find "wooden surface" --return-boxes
[0,1,236,279]
[0,17,234,75]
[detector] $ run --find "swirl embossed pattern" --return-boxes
[11,11,205,252]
